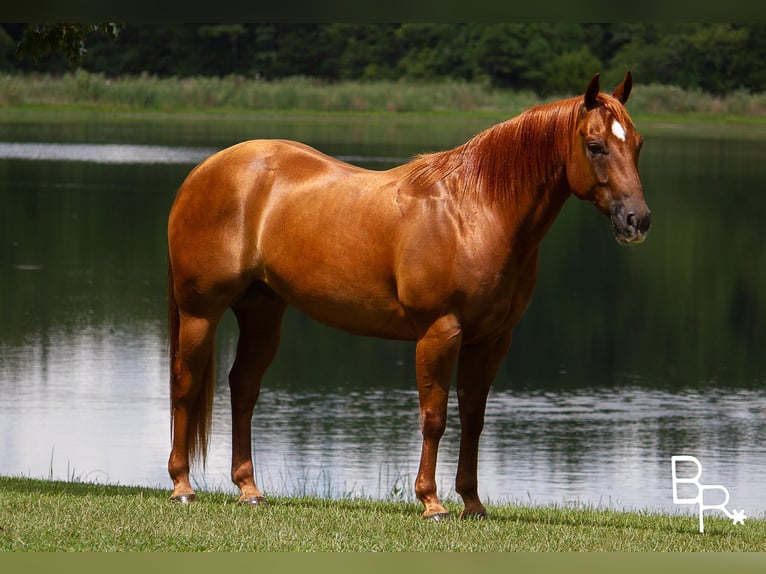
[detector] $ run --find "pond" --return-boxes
[1,113,765,518]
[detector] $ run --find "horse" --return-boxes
[166,72,650,520]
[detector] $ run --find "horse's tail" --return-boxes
[168,257,215,468]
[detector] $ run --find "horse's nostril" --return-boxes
[626,212,637,229]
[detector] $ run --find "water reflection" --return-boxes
[0,142,408,166]
[0,323,167,487]
[2,316,764,515]
[0,142,216,164]
[1,123,765,518]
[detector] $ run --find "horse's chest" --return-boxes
[463,258,539,341]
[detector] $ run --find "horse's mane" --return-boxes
[404,93,633,205]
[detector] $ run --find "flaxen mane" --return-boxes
[404,93,633,205]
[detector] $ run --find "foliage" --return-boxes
[14,23,118,66]
[2,24,766,97]
[606,24,756,95]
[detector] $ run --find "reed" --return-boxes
[3,71,765,119]
[0,71,535,114]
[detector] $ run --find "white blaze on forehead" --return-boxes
[611,119,626,142]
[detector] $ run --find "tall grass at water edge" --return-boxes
[0,72,532,114]
[2,71,766,119]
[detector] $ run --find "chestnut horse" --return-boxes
[167,72,650,519]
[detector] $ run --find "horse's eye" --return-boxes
[587,142,606,155]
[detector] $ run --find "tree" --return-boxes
[3,23,766,96]
[543,46,602,95]
[15,23,119,66]
[396,23,480,81]
[334,24,404,81]
[687,24,749,94]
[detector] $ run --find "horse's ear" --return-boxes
[585,73,600,110]
[613,71,633,104]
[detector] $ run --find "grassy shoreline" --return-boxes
[1,475,764,551]
[4,98,766,150]
[2,72,766,125]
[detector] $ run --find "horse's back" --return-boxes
[194,139,367,184]
[170,138,371,246]
[168,139,414,335]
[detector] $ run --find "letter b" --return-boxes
[671,455,703,505]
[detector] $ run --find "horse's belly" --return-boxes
[259,242,416,340]
[299,298,415,340]
[268,273,415,340]
[255,180,416,338]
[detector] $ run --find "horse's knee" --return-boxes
[420,409,447,439]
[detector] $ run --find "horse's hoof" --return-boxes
[423,511,451,522]
[170,493,196,504]
[239,496,268,507]
[460,510,488,520]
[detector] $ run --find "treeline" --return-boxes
[2,23,766,96]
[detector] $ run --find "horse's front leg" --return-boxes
[414,314,463,520]
[455,330,513,519]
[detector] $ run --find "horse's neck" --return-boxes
[479,104,574,247]
[489,127,572,255]
[500,177,571,260]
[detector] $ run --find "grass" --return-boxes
[1,71,766,124]
[0,72,537,116]
[1,476,764,551]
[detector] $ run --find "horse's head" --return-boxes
[567,72,650,244]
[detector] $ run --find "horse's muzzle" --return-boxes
[611,203,651,244]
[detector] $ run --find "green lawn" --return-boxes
[0,476,763,552]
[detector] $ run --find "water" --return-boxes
[1,116,765,518]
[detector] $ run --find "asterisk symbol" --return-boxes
[731,509,747,526]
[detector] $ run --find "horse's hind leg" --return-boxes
[228,290,287,505]
[168,311,220,502]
